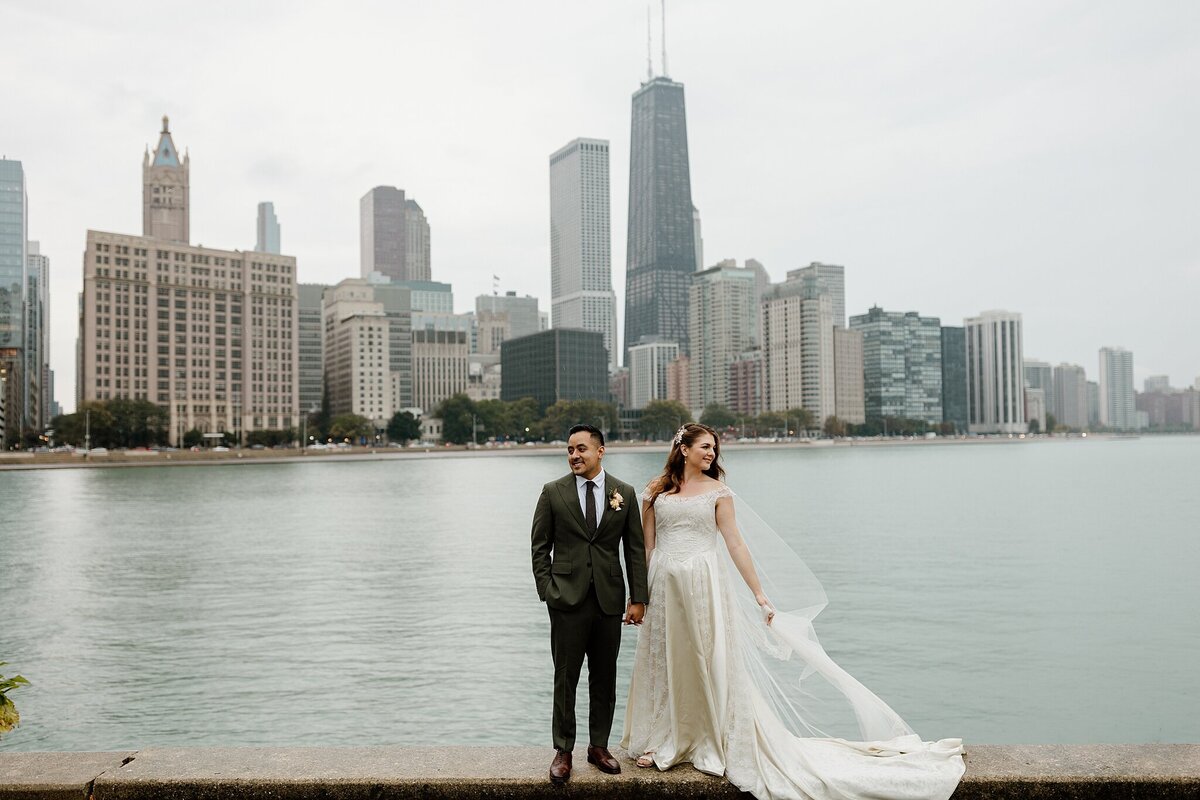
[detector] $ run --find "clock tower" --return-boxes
[142,115,190,243]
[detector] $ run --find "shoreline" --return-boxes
[0,432,1150,472]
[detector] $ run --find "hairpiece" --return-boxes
[672,425,688,446]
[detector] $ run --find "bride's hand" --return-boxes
[755,594,776,626]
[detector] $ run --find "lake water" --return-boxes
[1,437,1198,752]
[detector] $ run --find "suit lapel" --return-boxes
[594,476,623,540]
[555,474,589,536]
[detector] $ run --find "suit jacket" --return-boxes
[531,472,649,615]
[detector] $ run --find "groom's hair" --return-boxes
[568,424,605,447]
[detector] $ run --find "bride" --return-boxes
[621,423,965,800]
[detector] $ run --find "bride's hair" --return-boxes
[647,422,725,504]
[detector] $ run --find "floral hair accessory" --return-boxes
[673,425,688,446]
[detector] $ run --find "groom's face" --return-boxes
[567,432,604,479]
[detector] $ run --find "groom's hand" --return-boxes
[624,602,646,626]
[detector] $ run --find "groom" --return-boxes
[531,423,648,784]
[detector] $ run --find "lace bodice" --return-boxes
[648,485,732,559]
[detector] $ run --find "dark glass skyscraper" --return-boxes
[624,77,696,364]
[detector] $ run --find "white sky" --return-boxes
[4,0,1198,412]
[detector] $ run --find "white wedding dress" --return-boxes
[621,485,965,800]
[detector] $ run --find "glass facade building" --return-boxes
[256,202,281,254]
[940,326,968,431]
[0,159,28,445]
[500,329,609,411]
[849,306,943,424]
[624,77,696,362]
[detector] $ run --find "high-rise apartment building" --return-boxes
[550,138,617,369]
[688,264,759,415]
[256,202,281,254]
[0,159,28,447]
[761,272,835,420]
[143,116,189,243]
[1023,359,1054,419]
[1053,363,1088,430]
[624,76,696,361]
[1098,346,1135,430]
[789,262,846,329]
[80,121,299,444]
[360,186,431,282]
[940,326,968,432]
[628,338,679,410]
[849,307,943,424]
[728,350,763,418]
[1144,375,1170,393]
[25,242,49,430]
[964,310,1025,434]
[297,283,327,415]
[832,328,865,425]
[1087,380,1100,426]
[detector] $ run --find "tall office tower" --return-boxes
[322,279,417,426]
[761,273,835,419]
[940,326,968,432]
[964,310,1025,434]
[549,138,617,369]
[361,186,431,282]
[256,202,281,254]
[410,313,468,415]
[627,337,679,410]
[1053,363,1089,430]
[377,277,453,313]
[143,116,189,243]
[833,328,865,424]
[1144,375,1170,393]
[789,262,846,328]
[501,329,609,410]
[688,264,759,415]
[692,206,703,271]
[0,159,28,447]
[624,76,696,362]
[297,284,327,416]
[26,241,50,429]
[848,307,943,424]
[404,200,431,281]
[1087,380,1100,426]
[1025,387,1047,431]
[1023,359,1055,419]
[1099,346,1136,430]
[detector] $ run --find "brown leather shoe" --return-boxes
[549,749,572,784]
[587,745,621,775]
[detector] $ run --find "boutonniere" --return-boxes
[609,488,624,511]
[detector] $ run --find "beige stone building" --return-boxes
[411,313,469,414]
[833,328,865,424]
[323,280,395,428]
[761,277,835,421]
[79,120,298,444]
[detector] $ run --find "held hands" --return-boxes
[755,593,776,626]
[624,602,646,626]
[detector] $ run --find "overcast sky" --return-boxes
[4,0,1198,412]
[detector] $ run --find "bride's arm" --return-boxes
[716,496,774,618]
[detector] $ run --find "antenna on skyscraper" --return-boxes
[661,0,668,77]
[646,3,653,80]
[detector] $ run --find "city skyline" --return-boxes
[3,1,1198,412]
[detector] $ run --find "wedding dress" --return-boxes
[621,485,965,800]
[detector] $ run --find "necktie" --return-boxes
[584,480,597,535]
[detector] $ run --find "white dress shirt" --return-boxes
[575,469,606,521]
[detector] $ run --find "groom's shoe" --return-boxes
[549,749,572,784]
[587,745,621,775]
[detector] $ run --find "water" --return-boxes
[2,437,1198,751]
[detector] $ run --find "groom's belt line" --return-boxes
[2,744,1197,799]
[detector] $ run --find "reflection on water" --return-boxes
[2,438,1198,751]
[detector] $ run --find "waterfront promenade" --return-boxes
[2,744,1198,799]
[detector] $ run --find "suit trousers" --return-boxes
[547,584,622,751]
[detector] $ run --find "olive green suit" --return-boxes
[531,472,649,751]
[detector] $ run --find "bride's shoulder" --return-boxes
[698,478,733,497]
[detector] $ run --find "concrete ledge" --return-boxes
[1,745,1197,799]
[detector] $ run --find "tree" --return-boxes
[700,403,736,430]
[1045,413,1057,435]
[506,397,542,441]
[329,414,374,442]
[784,407,814,434]
[434,394,478,445]
[182,429,203,448]
[823,415,847,438]
[1028,418,1041,434]
[754,411,786,437]
[540,399,618,442]
[638,400,691,440]
[387,410,422,444]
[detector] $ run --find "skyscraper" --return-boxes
[940,326,968,431]
[688,263,759,415]
[628,337,679,410]
[849,307,943,424]
[1099,346,1135,430]
[143,116,189,243]
[964,310,1025,434]
[761,273,835,420]
[550,138,617,370]
[789,262,846,329]
[0,159,28,447]
[1053,363,1089,430]
[360,186,431,282]
[1023,359,1054,419]
[624,76,696,361]
[256,202,281,254]
[25,242,49,430]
